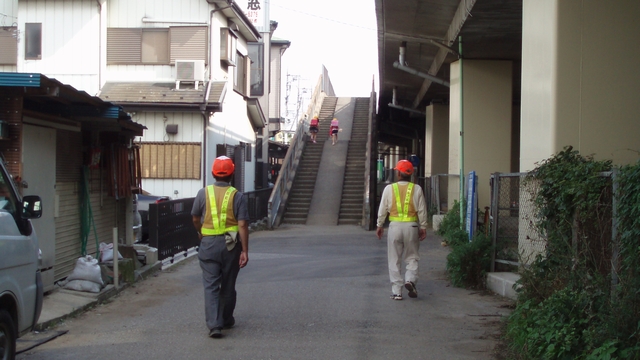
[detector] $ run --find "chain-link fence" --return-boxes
[489,172,615,274]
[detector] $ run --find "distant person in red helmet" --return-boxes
[191,155,249,338]
[376,160,427,300]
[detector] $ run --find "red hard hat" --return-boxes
[212,156,234,177]
[394,160,414,175]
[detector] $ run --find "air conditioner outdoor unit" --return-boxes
[175,60,205,90]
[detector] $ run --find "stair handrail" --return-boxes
[362,90,377,230]
[268,74,327,228]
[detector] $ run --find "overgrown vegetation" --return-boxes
[505,147,640,359]
[437,200,493,289]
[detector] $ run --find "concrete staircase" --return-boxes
[338,98,369,225]
[282,97,337,224]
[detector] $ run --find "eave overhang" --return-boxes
[0,72,146,136]
[246,98,266,129]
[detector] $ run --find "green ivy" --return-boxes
[506,147,640,359]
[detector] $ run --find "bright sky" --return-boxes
[270,0,379,98]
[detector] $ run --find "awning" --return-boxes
[246,98,266,129]
[0,72,145,136]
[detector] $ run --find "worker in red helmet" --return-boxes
[191,155,249,338]
[376,159,428,300]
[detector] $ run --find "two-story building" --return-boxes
[0,0,288,289]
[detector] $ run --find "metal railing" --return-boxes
[148,187,272,262]
[362,90,377,230]
[430,174,460,215]
[246,188,271,223]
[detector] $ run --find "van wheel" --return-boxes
[0,310,16,360]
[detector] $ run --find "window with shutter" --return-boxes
[0,27,18,65]
[142,29,169,64]
[108,26,206,65]
[170,26,207,64]
[139,142,201,179]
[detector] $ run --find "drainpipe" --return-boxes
[459,36,464,229]
[201,74,214,188]
[393,61,450,87]
[96,0,107,91]
[399,42,406,66]
[387,103,425,116]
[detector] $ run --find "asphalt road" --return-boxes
[17,225,511,360]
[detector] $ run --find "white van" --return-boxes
[0,158,43,360]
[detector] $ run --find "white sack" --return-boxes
[66,255,103,286]
[99,242,123,262]
[63,279,101,293]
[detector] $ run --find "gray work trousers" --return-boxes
[198,235,241,330]
[387,221,420,295]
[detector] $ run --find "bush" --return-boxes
[446,232,492,289]
[437,200,492,289]
[436,200,463,239]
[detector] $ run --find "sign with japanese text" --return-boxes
[236,0,266,31]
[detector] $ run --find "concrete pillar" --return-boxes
[424,104,449,177]
[521,0,640,170]
[519,1,640,263]
[448,59,513,211]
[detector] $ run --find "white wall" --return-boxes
[206,90,257,192]
[0,0,18,16]
[107,0,210,26]
[132,111,204,198]
[17,0,100,94]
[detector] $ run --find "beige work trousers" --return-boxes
[387,221,420,295]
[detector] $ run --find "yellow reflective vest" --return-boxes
[388,182,418,222]
[200,185,239,236]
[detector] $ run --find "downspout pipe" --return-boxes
[459,36,464,229]
[399,42,407,65]
[393,61,450,87]
[387,103,425,116]
[201,80,213,188]
[96,0,107,91]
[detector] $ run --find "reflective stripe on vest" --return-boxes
[389,182,418,222]
[201,185,239,235]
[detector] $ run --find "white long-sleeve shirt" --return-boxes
[377,181,428,229]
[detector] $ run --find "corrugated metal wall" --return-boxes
[53,131,119,280]
[54,130,82,279]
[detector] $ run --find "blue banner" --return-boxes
[465,171,477,241]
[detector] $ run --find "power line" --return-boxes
[272,4,376,31]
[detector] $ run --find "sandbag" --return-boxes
[63,279,101,293]
[99,242,123,262]
[66,255,103,286]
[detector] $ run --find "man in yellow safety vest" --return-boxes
[376,160,428,300]
[191,156,249,338]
